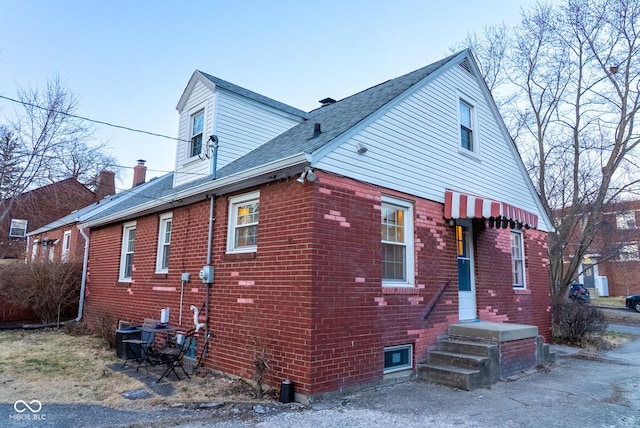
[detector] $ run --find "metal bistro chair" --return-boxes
[121,329,157,374]
[153,329,196,383]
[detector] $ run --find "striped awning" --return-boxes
[444,190,538,229]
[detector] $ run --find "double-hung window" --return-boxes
[381,196,414,287]
[190,110,204,158]
[227,191,259,253]
[156,213,172,273]
[9,219,27,237]
[459,100,475,152]
[62,230,72,261]
[511,230,526,288]
[119,221,136,281]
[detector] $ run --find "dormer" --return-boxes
[173,71,308,187]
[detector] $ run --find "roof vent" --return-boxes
[459,59,473,75]
[313,123,322,138]
[319,97,336,107]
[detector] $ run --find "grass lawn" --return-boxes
[591,296,626,308]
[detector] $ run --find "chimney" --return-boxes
[132,159,147,187]
[94,170,116,200]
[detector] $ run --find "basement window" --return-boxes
[384,344,413,374]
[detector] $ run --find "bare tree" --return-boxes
[1,75,117,220]
[463,0,640,301]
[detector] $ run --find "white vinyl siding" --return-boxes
[173,80,303,188]
[312,62,552,232]
[214,91,302,170]
[174,81,216,187]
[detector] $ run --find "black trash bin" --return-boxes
[115,327,141,359]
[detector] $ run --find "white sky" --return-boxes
[1,0,542,190]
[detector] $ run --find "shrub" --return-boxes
[0,260,82,324]
[552,300,608,345]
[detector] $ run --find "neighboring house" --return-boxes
[75,50,552,400]
[0,178,99,260]
[27,168,134,263]
[0,173,114,323]
[571,200,640,297]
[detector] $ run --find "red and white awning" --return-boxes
[444,190,538,229]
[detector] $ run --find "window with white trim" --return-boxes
[119,221,136,281]
[511,230,526,288]
[156,213,172,273]
[384,345,413,374]
[62,230,72,261]
[190,110,204,158]
[616,212,636,229]
[381,196,414,287]
[9,219,27,237]
[459,99,475,152]
[227,191,259,253]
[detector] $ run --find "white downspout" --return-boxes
[76,227,90,322]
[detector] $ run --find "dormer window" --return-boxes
[190,110,204,158]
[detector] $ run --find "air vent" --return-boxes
[459,58,473,75]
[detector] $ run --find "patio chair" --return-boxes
[121,329,156,373]
[153,329,196,383]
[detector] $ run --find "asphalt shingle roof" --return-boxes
[199,71,309,119]
[214,52,459,178]
[82,52,462,225]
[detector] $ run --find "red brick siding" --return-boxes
[84,170,551,398]
[499,337,537,378]
[475,224,552,341]
[0,178,95,259]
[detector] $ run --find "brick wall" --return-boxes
[499,337,538,378]
[0,178,95,259]
[83,171,551,399]
[475,223,553,341]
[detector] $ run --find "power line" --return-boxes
[0,94,190,143]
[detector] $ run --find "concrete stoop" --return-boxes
[418,321,555,391]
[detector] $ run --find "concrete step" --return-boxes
[427,350,487,371]
[418,363,482,391]
[438,338,498,357]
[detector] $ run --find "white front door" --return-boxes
[456,222,477,321]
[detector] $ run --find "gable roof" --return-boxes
[213,52,459,178]
[81,50,551,231]
[176,70,308,119]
